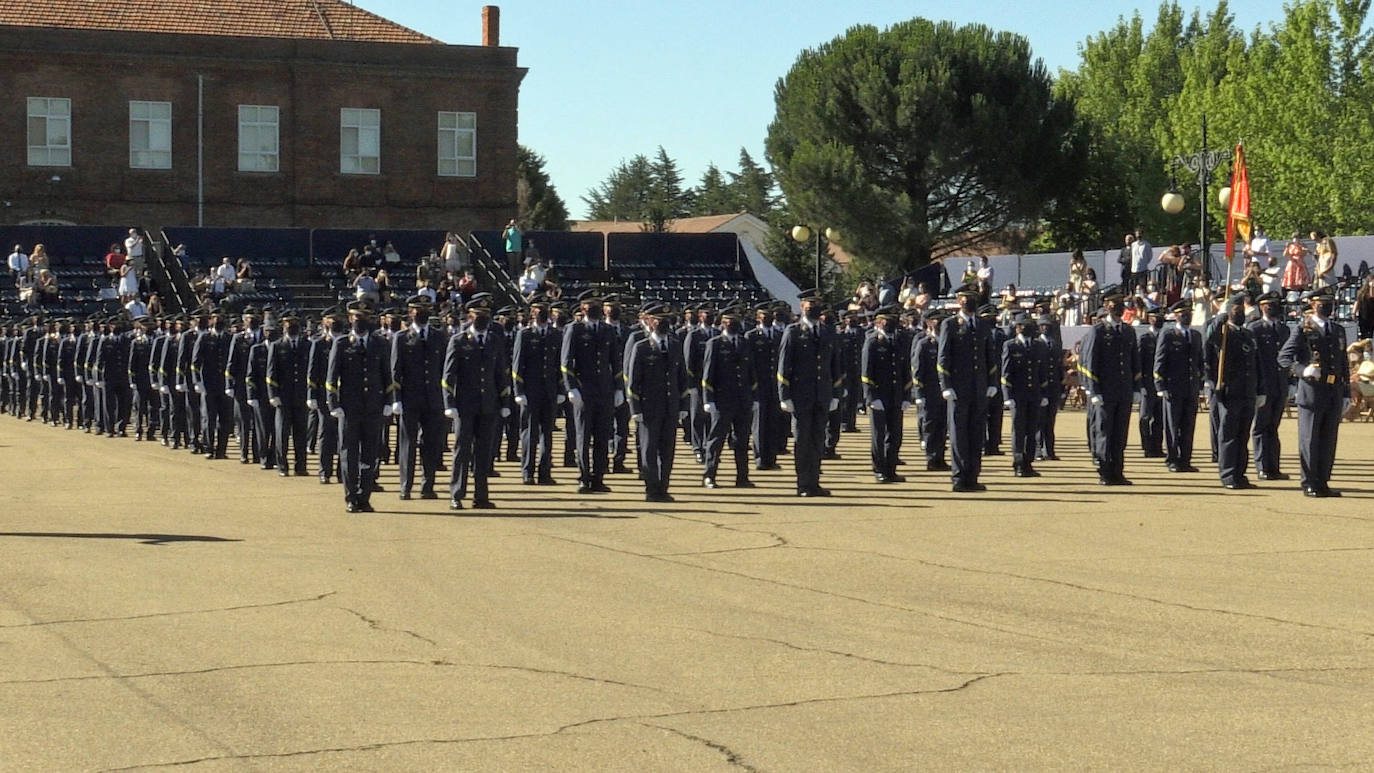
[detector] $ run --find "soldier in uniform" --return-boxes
[1001,312,1049,477]
[560,290,623,494]
[326,302,393,512]
[99,314,132,437]
[309,308,348,484]
[442,299,510,510]
[682,305,715,464]
[746,302,784,471]
[1152,300,1204,473]
[1136,305,1166,458]
[626,306,688,502]
[980,304,1007,457]
[1035,312,1063,461]
[1247,292,1290,481]
[701,308,757,489]
[512,299,562,485]
[246,318,279,470]
[128,316,157,441]
[267,315,312,477]
[1278,287,1349,497]
[224,309,263,464]
[1206,294,1262,489]
[937,287,998,492]
[836,310,865,436]
[910,308,949,471]
[778,291,841,497]
[57,319,79,430]
[604,296,634,475]
[1079,287,1138,485]
[388,296,448,498]
[860,305,910,483]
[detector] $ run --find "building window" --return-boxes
[129,101,172,169]
[340,108,380,175]
[437,111,476,177]
[238,105,279,172]
[27,97,71,167]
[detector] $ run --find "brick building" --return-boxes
[0,1,525,232]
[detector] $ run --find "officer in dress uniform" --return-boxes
[1206,293,1262,489]
[910,308,950,471]
[147,317,169,442]
[1202,305,1226,464]
[561,290,623,494]
[1152,300,1204,473]
[626,306,688,502]
[778,290,842,497]
[746,302,785,471]
[158,316,187,448]
[1136,305,1166,458]
[57,319,79,430]
[100,314,133,437]
[128,316,156,441]
[980,304,1007,457]
[1035,312,1064,461]
[861,304,910,484]
[683,305,715,464]
[246,318,279,470]
[388,297,448,498]
[442,298,510,510]
[604,296,635,475]
[309,307,348,484]
[1277,287,1349,497]
[1247,291,1290,481]
[1079,286,1139,485]
[701,307,757,489]
[937,287,998,492]
[512,299,562,486]
[267,315,312,477]
[1001,312,1049,477]
[224,309,263,464]
[327,302,393,512]
[192,308,233,459]
[837,311,864,435]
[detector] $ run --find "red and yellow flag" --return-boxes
[1225,144,1251,259]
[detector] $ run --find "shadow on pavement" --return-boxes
[0,532,243,546]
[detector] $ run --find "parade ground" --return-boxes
[3,415,1374,772]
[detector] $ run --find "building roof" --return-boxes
[0,0,441,45]
[570,214,751,234]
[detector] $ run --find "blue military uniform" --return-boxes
[1079,289,1139,485]
[246,331,277,470]
[1135,311,1166,458]
[1000,318,1048,476]
[443,304,511,509]
[910,310,949,470]
[777,298,841,497]
[1277,288,1349,496]
[981,306,1007,457]
[1205,295,1261,488]
[745,306,785,470]
[389,301,449,498]
[701,315,757,488]
[267,320,313,477]
[683,314,714,463]
[560,293,623,493]
[1152,302,1204,473]
[626,313,688,502]
[860,307,910,483]
[511,305,563,485]
[936,293,998,492]
[1247,293,1290,480]
[1035,313,1063,461]
[326,304,394,512]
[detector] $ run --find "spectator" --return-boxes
[1245,226,1270,264]
[104,243,126,278]
[236,258,254,281]
[1057,282,1079,326]
[519,266,540,299]
[442,232,469,273]
[418,248,444,287]
[29,244,49,276]
[147,292,163,316]
[976,255,994,288]
[359,244,380,272]
[375,268,391,303]
[1078,268,1100,322]
[1143,279,1162,310]
[961,260,977,286]
[456,269,478,304]
[214,257,237,288]
[1312,230,1337,288]
[383,241,402,266]
[7,243,28,286]
[502,218,523,277]
[171,243,189,271]
[417,279,438,304]
[1355,274,1374,341]
[897,276,918,307]
[35,269,59,307]
[1281,232,1311,295]
[523,238,541,269]
[118,262,139,298]
[1117,233,1135,286]
[353,268,379,304]
[1189,276,1213,321]
[1130,228,1153,289]
[545,280,563,302]
[1068,249,1087,291]
[909,282,931,312]
[1241,259,1263,298]
[342,249,362,278]
[528,259,548,288]
[125,228,146,276]
[124,293,148,317]
[1261,255,1281,294]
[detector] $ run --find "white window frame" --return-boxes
[129,100,172,170]
[27,97,71,167]
[238,105,280,173]
[340,107,380,175]
[437,111,477,177]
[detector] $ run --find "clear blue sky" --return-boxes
[360,0,1293,219]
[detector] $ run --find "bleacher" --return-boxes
[0,224,138,319]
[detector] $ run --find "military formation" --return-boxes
[0,283,1352,509]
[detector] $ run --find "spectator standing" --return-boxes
[342,249,362,279]
[1281,232,1311,294]
[375,268,391,303]
[1246,226,1271,264]
[442,232,469,273]
[1311,231,1337,288]
[7,243,29,286]
[519,266,540,299]
[1068,249,1087,292]
[1130,228,1153,289]
[457,269,478,305]
[35,269,59,307]
[897,277,918,307]
[214,257,237,289]
[236,258,254,282]
[1117,233,1134,286]
[418,249,444,287]
[1190,277,1213,321]
[118,262,139,298]
[104,244,126,281]
[523,239,542,269]
[976,255,995,289]
[1057,283,1079,326]
[359,245,380,272]
[125,228,146,277]
[1355,274,1374,341]
[171,243,189,271]
[502,219,523,278]
[29,244,49,276]
[1078,269,1100,322]
[354,269,379,305]
[147,293,163,316]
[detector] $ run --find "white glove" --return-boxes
[444,407,457,418]
[176,384,186,393]
[269,397,281,408]
[1004,399,1015,408]
[194,384,203,395]
[633,413,644,423]
[829,398,840,411]
[331,407,344,418]
[514,395,528,408]
[20,362,27,371]
[1090,394,1104,406]
[224,389,233,397]
[678,410,688,421]
[752,401,760,412]
[391,402,403,415]
[1255,394,1267,408]
[780,399,795,413]
[914,398,925,407]
[614,390,625,407]
[500,406,511,418]
[869,399,885,412]
[306,398,318,410]
[382,404,393,417]
[160,386,170,394]
[568,389,583,408]
[1039,397,1049,407]
[1302,364,1320,379]
[941,389,956,401]
[95,381,104,388]
[247,399,259,408]
[76,376,83,384]
[986,386,998,398]
[704,402,718,414]
[556,393,566,405]
[1157,391,1167,399]
[901,401,912,411]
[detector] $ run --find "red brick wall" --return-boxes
[0,27,525,233]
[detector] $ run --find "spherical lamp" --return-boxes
[1217,186,1232,209]
[823,227,841,244]
[790,225,812,243]
[1161,191,1185,215]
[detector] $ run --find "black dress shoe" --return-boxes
[735,479,756,488]
[952,483,978,493]
[822,451,841,460]
[346,501,360,513]
[1178,465,1199,473]
[591,482,612,493]
[927,461,951,472]
[279,469,290,477]
[796,489,813,497]
[1304,486,1320,497]
[875,474,894,484]
[537,476,558,486]
[984,449,1004,456]
[487,470,501,478]
[1317,487,1341,498]
[1258,472,1290,481]
[371,483,385,492]
[473,500,496,509]
[295,467,308,477]
[398,492,412,501]
[319,473,331,484]
[1223,482,1253,490]
[522,476,536,485]
[694,451,705,464]
[887,473,906,483]
[810,487,832,497]
[449,499,464,510]
[612,462,631,475]
[420,489,438,500]
[646,492,675,503]
[577,482,594,494]
[703,477,718,489]
[358,501,375,513]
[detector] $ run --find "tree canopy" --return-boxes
[516,146,569,231]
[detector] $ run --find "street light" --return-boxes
[790,224,840,295]
[1162,113,1229,282]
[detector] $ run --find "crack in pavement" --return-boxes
[336,606,441,647]
[639,722,762,771]
[97,674,1005,771]
[0,591,337,629]
[672,626,984,674]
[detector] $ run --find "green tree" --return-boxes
[515,145,569,231]
[691,163,736,216]
[766,20,1083,273]
[728,149,778,216]
[582,154,654,222]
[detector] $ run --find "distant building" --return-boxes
[0,1,525,231]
